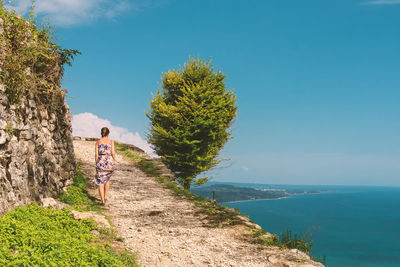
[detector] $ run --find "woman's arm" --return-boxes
[95,141,99,164]
[111,140,116,162]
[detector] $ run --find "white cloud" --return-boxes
[72,112,155,156]
[242,167,249,171]
[362,0,400,5]
[4,0,164,26]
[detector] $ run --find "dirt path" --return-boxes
[73,139,323,267]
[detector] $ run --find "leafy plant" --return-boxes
[0,4,80,106]
[252,236,279,246]
[146,57,237,189]
[0,204,138,266]
[252,229,267,237]
[59,162,100,212]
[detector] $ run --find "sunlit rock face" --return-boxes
[0,17,75,214]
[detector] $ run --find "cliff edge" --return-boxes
[74,138,324,267]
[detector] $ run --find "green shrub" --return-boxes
[279,229,313,254]
[252,236,279,246]
[0,4,80,105]
[252,229,267,237]
[59,186,91,205]
[138,159,161,177]
[115,142,161,177]
[0,204,138,266]
[59,163,99,212]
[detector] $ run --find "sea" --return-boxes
[219,183,400,267]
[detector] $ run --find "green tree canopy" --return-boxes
[146,57,237,189]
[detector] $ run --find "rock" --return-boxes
[39,110,48,120]
[226,207,238,214]
[253,223,262,230]
[7,192,16,202]
[40,197,70,210]
[237,214,251,223]
[0,130,7,144]
[0,119,6,129]
[259,232,277,239]
[70,210,111,229]
[28,100,35,108]
[20,130,32,140]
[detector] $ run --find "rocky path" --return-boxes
[73,139,323,267]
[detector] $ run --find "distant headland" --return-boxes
[191,184,324,203]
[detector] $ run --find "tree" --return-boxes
[146,57,237,189]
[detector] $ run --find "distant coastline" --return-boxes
[221,196,289,204]
[221,191,324,204]
[191,184,325,203]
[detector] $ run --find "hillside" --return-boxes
[74,138,324,267]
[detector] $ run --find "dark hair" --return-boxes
[101,127,110,137]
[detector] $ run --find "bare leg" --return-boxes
[104,180,110,203]
[98,185,105,204]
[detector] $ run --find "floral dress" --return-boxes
[95,141,115,185]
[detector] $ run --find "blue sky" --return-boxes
[7,0,400,186]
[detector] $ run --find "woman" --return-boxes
[95,127,116,205]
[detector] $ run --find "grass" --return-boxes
[0,204,138,266]
[252,229,267,237]
[115,141,325,264]
[251,229,315,254]
[59,162,101,212]
[280,229,312,253]
[115,142,160,176]
[252,236,280,246]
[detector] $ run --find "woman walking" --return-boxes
[95,127,116,205]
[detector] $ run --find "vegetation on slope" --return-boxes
[59,162,101,212]
[0,3,80,106]
[0,204,135,266]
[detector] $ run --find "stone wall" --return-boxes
[0,13,75,213]
[0,85,75,213]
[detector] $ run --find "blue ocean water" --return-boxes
[222,184,400,267]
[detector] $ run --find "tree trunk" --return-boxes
[183,181,191,190]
